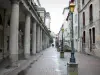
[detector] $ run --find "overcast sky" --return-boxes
[40,0,69,34]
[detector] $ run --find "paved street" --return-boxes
[25,47,100,75]
[26,47,67,75]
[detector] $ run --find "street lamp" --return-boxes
[61,28,64,51]
[67,2,78,75]
[69,2,75,12]
[69,2,76,63]
[60,27,64,58]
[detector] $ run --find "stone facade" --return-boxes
[58,1,79,50]
[63,9,71,48]
[78,0,100,57]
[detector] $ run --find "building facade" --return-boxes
[78,0,100,57]
[62,8,71,48]
[57,0,79,51]
[37,7,46,23]
[0,0,51,66]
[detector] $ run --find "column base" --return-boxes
[24,53,30,59]
[70,57,76,63]
[60,51,64,58]
[70,53,76,63]
[32,53,36,55]
[67,62,78,75]
[9,54,19,67]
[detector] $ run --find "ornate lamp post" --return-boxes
[67,2,78,75]
[60,27,64,58]
[69,2,76,63]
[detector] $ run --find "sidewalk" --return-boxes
[76,53,100,75]
[0,51,43,75]
[25,47,100,75]
[64,52,100,75]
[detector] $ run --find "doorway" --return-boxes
[89,29,92,51]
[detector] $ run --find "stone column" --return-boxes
[40,28,42,51]
[44,32,47,49]
[44,33,46,49]
[36,25,40,53]
[45,35,47,48]
[24,14,31,59]
[48,37,50,47]
[47,36,49,48]
[9,0,19,66]
[48,38,50,47]
[32,22,36,54]
[47,36,48,48]
[42,31,44,50]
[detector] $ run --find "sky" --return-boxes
[40,0,69,34]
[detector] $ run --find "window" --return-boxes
[82,0,84,5]
[92,28,95,43]
[83,31,85,43]
[83,12,85,26]
[89,4,93,22]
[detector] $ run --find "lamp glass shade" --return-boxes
[69,3,75,12]
[70,7,74,12]
[62,28,64,32]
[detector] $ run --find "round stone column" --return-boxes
[36,25,40,53]
[32,22,37,54]
[9,0,19,66]
[40,28,42,51]
[24,14,31,59]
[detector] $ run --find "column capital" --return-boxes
[10,0,20,4]
[25,11,31,18]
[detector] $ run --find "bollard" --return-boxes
[67,62,78,75]
[60,51,64,58]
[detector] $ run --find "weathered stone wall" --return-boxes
[79,0,100,57]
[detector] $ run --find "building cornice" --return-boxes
[37,0,41,6]
[21,0,51,38]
